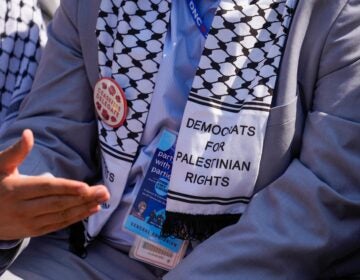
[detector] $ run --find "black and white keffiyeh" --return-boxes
[164,0,297,240]
[89,0,171,238]
[92,0,297,241]
[0,0,47,128]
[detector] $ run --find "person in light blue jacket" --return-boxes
[0,0,359,279]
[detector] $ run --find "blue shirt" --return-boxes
[100,0,220,248]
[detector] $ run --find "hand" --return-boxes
[0,129,110,240]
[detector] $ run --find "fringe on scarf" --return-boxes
[162,212,241,241]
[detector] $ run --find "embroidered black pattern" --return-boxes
[97,0,171,159]
[167,189,252,206]
[190,0,295,111]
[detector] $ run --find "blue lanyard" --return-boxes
[187,0,210,38]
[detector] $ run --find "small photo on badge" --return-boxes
[131,200,147,221]
[147,209,165,229]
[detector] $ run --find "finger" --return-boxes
[0,129,34,175]
[2,175,108,200]
[22,195,101,216]
[32,203,100,236]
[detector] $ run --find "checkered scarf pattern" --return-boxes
[0,0,47,127]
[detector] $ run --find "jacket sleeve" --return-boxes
[0,239,29,276]
[0,0,99,273]
[0,0,100,182]
[164,1,360,279]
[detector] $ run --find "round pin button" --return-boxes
[94,78,128,128]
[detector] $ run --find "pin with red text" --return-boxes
[94,78,127,128]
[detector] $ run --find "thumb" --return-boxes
[0,129,34,175]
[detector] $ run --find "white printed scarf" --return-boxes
[91,0,297,241]
[0,0,47,127]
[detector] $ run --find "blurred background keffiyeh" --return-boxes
[0,0,48,130]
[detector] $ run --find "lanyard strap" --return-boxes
[187,0,210,38]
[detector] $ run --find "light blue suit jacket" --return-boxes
[0,0,359,278]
